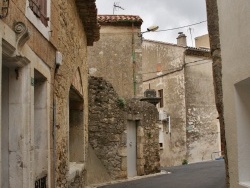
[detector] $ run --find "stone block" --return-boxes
[118,171,127,179]
[137,144,144,159]
[137,166,145,176]
[137,158,145,166]
[121,157,127,171]
[118,147,127,157]
[108,134,120,142]
[137,126,144,137]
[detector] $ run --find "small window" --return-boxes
[159,143,163,149]
[29,0,49,26]
[158,89,163,108]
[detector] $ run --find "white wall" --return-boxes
[235,78,250,186]
[218,0,250,187]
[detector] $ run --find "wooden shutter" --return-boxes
[39,0,49,27]
[29,0,40,18]
[29,0,49,27]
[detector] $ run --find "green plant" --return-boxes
[117,97,126,108]
[182,159,188,165]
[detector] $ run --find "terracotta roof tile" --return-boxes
[98,15,143,26]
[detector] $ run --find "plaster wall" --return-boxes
[143,72,186,166]
[195,34,210,49]
[216,1,250,187]
[88,25,142,98]
[185,55,220,163]
[142,41,187,166]
[142,40,185,82]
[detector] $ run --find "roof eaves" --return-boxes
[75,0,100,46]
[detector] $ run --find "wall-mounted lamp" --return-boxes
[0,0,9,19]
[55,51,62,73]
[138,25,159,37]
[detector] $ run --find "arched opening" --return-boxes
[69,86,84,163]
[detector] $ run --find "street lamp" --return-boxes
[138,25,159,37]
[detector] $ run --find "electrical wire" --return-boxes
[142,58,210,75]
[154,20,207,33]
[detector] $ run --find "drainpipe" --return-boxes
[132,22,136,97]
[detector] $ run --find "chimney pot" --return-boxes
[177,32,187,46]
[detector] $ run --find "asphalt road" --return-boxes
[99,160,226,188]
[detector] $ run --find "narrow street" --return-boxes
[99,160,226,188]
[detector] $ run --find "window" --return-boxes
[26,0,51,39]
[158,89,163,108]
[29,0,49,26]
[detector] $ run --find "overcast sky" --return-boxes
[96,0,208,47]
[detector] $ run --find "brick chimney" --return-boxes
[177,32,187,46]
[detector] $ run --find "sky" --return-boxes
[95,0,208,47]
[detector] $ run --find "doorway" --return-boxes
[127,120,137,177]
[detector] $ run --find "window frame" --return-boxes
[158,89,163,108]
[25,0,51,40]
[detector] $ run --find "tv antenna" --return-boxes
[113,2,124,14]
[188,27,194,47]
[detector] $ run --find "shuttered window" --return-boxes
[158,89,163,108]
[29,0,49,27]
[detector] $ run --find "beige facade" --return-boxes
[206,1,250,187]
[0,0,99,187]
[142,37,220,167]
[195,34,210,49]
[88,15,143,99]
[87,15,160,185]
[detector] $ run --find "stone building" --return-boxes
[86,15,160,185]
[88,15,143,99]
[142,33,221,167]
[206,1,250,187]
[195,34,210,49]
[0,0,99,187]
[87,77,160,185]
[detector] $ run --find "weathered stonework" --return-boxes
[88,76,160,181]
[88,15,143,99]
[142,39,220,166]
[0,0,99,187]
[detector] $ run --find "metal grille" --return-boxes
[35,175,47,188]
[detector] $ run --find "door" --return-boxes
[127,121,137,177]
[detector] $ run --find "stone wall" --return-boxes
[88,25,143,98]
[88,76,160,181]
[53,0,89,186]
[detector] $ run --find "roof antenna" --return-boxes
[187,27,194,47]
[113,2,124,15]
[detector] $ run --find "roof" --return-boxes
[76,0,100,46]
[144,39,211,57]
[98,15,143,26]
[185,47,211,57]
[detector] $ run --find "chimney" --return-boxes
[177,32,187,46]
